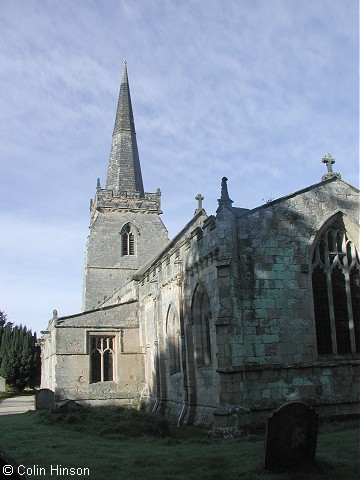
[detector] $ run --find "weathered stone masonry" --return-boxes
[40,63,359,429]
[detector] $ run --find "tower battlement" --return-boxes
[90,188,162,222]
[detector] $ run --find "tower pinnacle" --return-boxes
[216,177,233,212]
[106,62,145,196]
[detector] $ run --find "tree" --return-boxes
[0,310,7,353]
[0,311,40,390]
[0,310,6,328]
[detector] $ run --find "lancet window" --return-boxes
[312,221,360,354]
[121,224,135,256]
[90,336,114,383]
[191,284,212,366]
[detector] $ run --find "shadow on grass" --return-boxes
[35,405,172,439]
[0,407,358,480]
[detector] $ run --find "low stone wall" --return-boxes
[215,359,360,430]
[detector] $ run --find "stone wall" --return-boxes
[213,178,360,426]
[233,179,358,366]
[215,360,359,428]
[42,302,146,402]
[133,210,222,424]
[83,190,168,311]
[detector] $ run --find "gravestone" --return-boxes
[0,376,5,392]
[0,449,25,479]
[56,399,82,413]
[264,401,319,470]
[35,388,55,410]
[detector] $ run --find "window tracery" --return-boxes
[312,221,360,354]
[90,336,114,382]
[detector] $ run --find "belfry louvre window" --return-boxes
[312,222,360,354]
[90,336,114,383]
[122,224,135,256]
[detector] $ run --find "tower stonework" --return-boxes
[82,63,168,310]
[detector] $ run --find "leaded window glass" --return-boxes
[122,224,135,256]
[312,222,360,354]
[90,336,114,382]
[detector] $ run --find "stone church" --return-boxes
[40,62,359,428]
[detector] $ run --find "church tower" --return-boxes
[82,62,169,310]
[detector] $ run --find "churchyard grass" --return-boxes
[0,408,358,480]
[0,392,11,400]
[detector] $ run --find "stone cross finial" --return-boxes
[194,193,204,215]
[322,153,335,173]
[321,153,341,181]
[196,193,204,209]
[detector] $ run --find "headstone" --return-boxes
[56,399,82,413]
[264,401,319,470]
[0,449,25,479]
[0,376,5,392]
[35,389,55,410]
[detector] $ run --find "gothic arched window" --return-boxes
[191,284,212,366]
[311,220,360,354]
[166,306,181,376]
[121,224,135,256]
[90,336,114,383]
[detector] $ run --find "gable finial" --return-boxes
[122,59,128,80]
[321,153,341,181]
[194,193,204,215]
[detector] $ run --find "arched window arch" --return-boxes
[191,284,212,366]
[121,223,135,256]
[311,218,360,354]
[166,305,181,376]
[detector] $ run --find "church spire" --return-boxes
[106,61,145,196]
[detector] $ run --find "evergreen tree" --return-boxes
[0,310,8,357]
[0,310,6,328]
[0,311,40,390]
[0,323,15,383]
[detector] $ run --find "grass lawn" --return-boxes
[0,408,358,480]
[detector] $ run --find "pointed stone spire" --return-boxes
[106,61,145,196]
[217,177,233,212]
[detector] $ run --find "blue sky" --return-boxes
[0,0,358,334]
